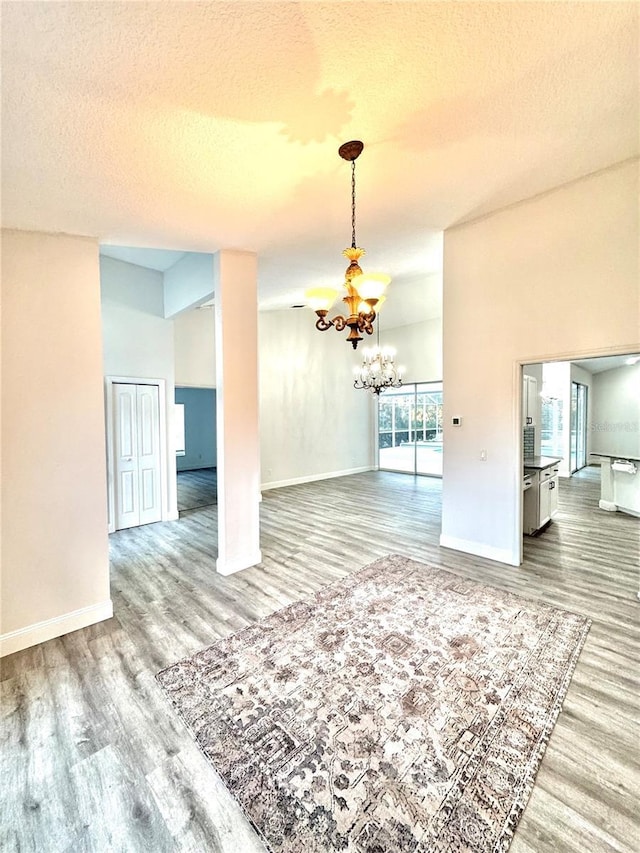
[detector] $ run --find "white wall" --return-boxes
[100,256,178,522]
[591,363,640,458]
[441,160,640,566]
[380,317,442,384]
[164,252,214,318]
[1,230,111,655]
[259,309,375,488]
[174,307,216,387]
[174,302,379,488]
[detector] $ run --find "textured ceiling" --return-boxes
[2,2,638,311]
[573,355,640,374]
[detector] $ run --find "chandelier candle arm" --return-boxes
[305,141,391,349]
[354,345,404,395]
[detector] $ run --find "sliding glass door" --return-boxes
[570,381,588,472]
[378,382,443,476]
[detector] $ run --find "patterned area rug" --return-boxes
[157,555,590,852]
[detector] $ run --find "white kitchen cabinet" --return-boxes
[538,478,558,527]
[522,375,538,426]
[549,473,559,517]
[524,464,559,535]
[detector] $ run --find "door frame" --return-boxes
[516,345,638,565]
[570,380,589,473]
[105,375,170,534]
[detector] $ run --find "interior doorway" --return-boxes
[175,386,217,512]
[520,352,639,564]
[105,375,170,533]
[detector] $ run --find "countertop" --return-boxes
[524,456,562,470]
[590,452,640,462]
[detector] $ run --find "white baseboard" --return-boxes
[0,600,113,658]
[598,499,618,512]
[439,534,519,567]
[216,550,263,576]
[261,466,374,492]
[599,500,640,518]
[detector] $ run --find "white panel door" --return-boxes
[114,383,139,530]
[136,384,162,526]
[114,383,162,530]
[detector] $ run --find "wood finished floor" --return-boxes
[176,467,217,513]
[2,467,639,852]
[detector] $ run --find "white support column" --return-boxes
[214,250,262,575]
[598,458,617,511]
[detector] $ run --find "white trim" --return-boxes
[515,361,525,566]
[216,550,263,576]
[372,390,380,470]
[518,344,640,368]
[599,499,618,512]
[105,375,171,533]
[175,383,216,389]
[0,600,113,658]
[261,466,374,492]
[439,534,519,567]
[515,346,640,566]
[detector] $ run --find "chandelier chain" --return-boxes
[351,160,357,249]
[306,140,391,350]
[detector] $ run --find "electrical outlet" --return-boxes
[480,449,487,462]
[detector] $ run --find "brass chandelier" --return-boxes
[306,141,390,349]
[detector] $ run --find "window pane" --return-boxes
[378,382,443,476]
[540,396,563,457]
[416,382,443,475]
[378,387,415,472]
